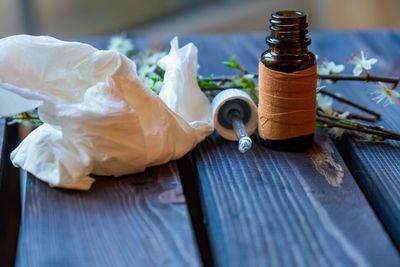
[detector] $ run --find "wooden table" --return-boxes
[1,30,399,267]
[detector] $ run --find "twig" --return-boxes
[202,75,253,81]
[10,112,40,121]
[204,73,400,89]
[317,111,400,141]
[317,116,400,141]
[342,112,378,122]
[199,85,239,91]
[318,74,399,88]
[9,116,40,120]
[318,88,381,119]
[331,108,378,122]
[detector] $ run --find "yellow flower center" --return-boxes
[384,87,392,97]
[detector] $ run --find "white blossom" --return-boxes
[144,51,167,65]
[338,111,350,119]
[142,77,154,89]
[108,36,134,56]
[317,94,333,114]
[371,82,400,106]
[349,50,378,76]
[138,64,157,80]
[318,61,345,75]
[243,74,255,79]
[329,111,350,139]
[141,76,163,94]
[329,127,346,139]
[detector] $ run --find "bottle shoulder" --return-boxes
[260,50,316,73]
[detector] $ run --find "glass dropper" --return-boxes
[229,110,252,153]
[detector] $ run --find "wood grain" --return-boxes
[194,133,399,267]
[0,123,21,267]
[10,31,400,267]
[311,30,400,248]
[181,34,400,267]
[0,118,5,184]
[16,162,200,267]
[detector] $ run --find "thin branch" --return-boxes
[317,116,400,141]
[199,85,238,91]
[317,111,400,141]
[331,109,377,122]
[9,116,40,120]
[318,88,381,119]
[203,73,400,89]
[318,74,399,88]
[202,75,255,81]
[343,112,378,122]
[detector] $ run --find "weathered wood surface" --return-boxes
[16,163,200,267]
[0,123,21,267]
[0,118,5,184]
[195,133,399,266]
[5,31,400,267]
[311,30,400,248]
[179,34,400,267]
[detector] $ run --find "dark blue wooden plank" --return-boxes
[0,123,21,267]
[312,29,400,248]
[177,33,263,77]
[0,118,5,184]
[64,35,150,52]
[16,163,200,267]
[195,132,399,267]
[181,33,400,267]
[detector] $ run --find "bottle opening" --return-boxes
[273,10,305,19]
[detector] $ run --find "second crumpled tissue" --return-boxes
[0,35,213,190]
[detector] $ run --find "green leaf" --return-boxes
[221,56,241,70]
[239,77,256,89]
[150,75,162,83]
[340,119,357,127]
[316,122,327,128]
[366,134,385,143]
[198,79,220,90]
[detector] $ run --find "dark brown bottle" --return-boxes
[259,10,316,151]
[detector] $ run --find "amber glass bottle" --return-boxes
[259,10,316,151]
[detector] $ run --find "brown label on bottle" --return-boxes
[258,62,317,140]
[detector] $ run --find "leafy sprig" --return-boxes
[200,56,258,101]
[7,111,42,127]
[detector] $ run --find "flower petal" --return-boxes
[367,58,378,65]
[332,64,344,73]
[353,64,363,76]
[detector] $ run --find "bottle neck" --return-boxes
[269,45,309,55]
[266,10,311,55]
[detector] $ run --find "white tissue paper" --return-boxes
[0,35,213,190]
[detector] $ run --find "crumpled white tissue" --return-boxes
[0,35,213,190]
